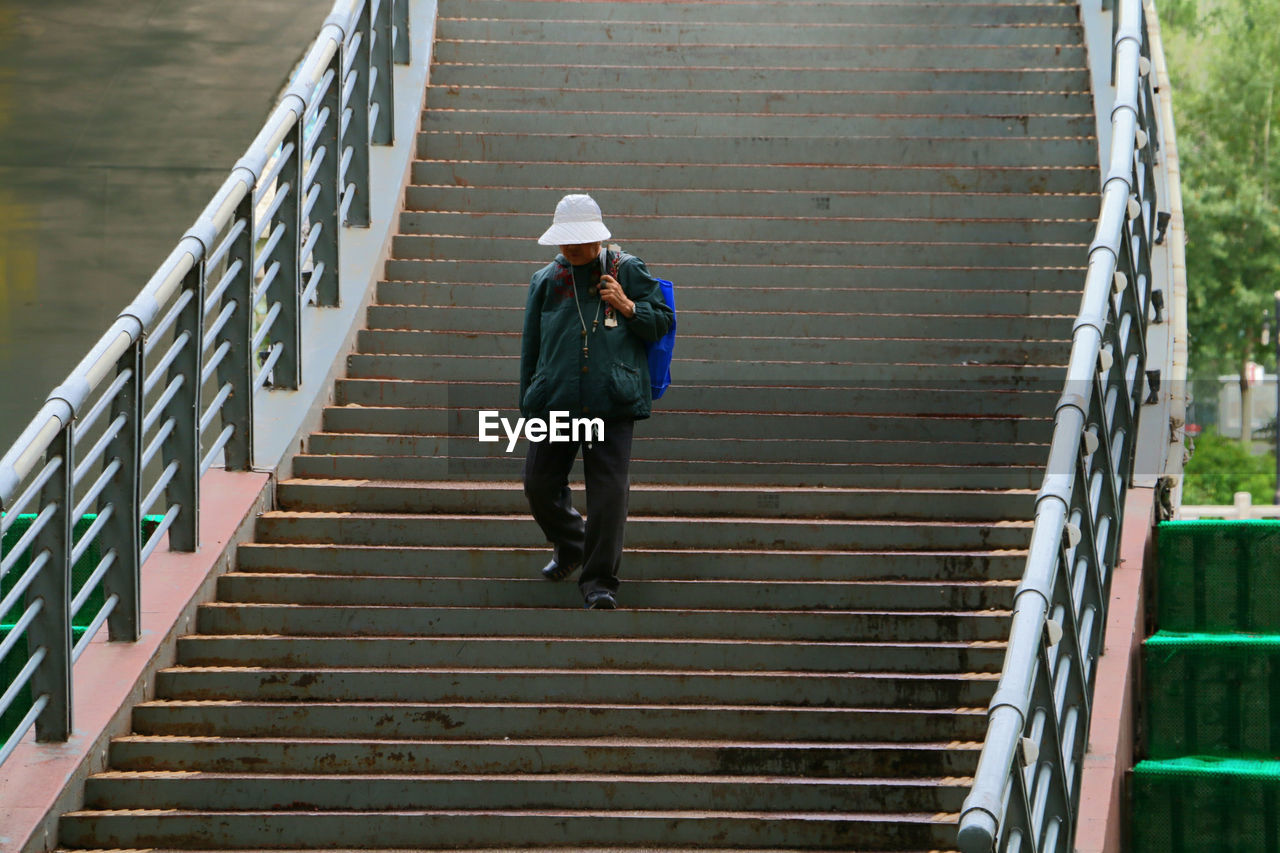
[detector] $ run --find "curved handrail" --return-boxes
[958,0,1164,849]
[0,0,408,764]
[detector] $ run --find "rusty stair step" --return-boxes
[194,603,1012,642]
[212,574,1018,612]
[233,542,1030,581]
[270,479,1039,521]
[58,806,963,850]
[106,735,984,777]
[129,699,991,742]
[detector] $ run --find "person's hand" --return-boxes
[597,275,635,318]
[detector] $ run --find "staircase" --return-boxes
[57,0,1099,850]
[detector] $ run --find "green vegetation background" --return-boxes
[1161,0,1280,501]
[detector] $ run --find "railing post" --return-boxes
[371,0,395,145]
[393,0,410,64]
[312,49,344,308]
[163,265,204,552]
[345,0,373,227]
[101,339,143,640]
[26,425,73,741]
[219,190,256,469]
[267,119,304,390]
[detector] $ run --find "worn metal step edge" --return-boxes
[232,544,1030,582]
[128,700,990,741]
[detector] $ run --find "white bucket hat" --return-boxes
[537,193,612,246]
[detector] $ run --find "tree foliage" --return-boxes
[1162,0,1280,377]
[1182,427,1276,503]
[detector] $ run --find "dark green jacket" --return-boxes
[520,249,674,421]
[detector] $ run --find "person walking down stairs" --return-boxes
[519,194,674,610]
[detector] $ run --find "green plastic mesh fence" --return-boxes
[1132,758,1280,852]
[1144,631,1280,759]
[1156,521,1280,633]
[0,514,163,746]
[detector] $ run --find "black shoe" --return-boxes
[584,590,617,610]
[541,558,579,582]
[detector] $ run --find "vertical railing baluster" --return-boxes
[27,424,73,741]
[393,0,410,64]
[164,265,204,552]
[313,50,344,308]
[346,0,373,227]
[267,121,304,390]
[220,190,256,469]
[371,0,395,144]
[101,339,143,640]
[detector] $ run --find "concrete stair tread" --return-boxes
[436,18,1080,40]
[257,510,1034,526]
[88,768,969,781]
[195,602,1012,642]
[175,635,1007,672]
[232,544,1030,582]
[447,0,1073,18]
[62,807,962,819]
[410,161,1098,194]
[60,845,962,850]
[127,699,990,742]
[212,575,1016,614]
[157,665,998,677]
[79,770,973,811]
[112,733,982,747]
[276,477,1038,495]
[178,634,1004,646]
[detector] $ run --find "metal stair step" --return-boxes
[194,603,1012,642]
[384,258,1087,290]
[363,303,1076,338]
[432,40,1087,69]
[82,770,970,813]
[429,63,1091,94]
[445,0,1078,23]
[152,666,999,707]
[332,376,1061,418]
[424,86,1094,118]
[289,454,1046,489]
[177,635,1007,673]
[404,184,1099,219]
[422,109,1095,139]
[252,511,1034,551]
[352,329,1070,365]
[344,351,1070,386]
[410,161,1098,195]
[319,406,1055,443]
[396,210,1094,243]
[234,543,1030,581]
[437,18,1080,46]
[389,234,1087,269]
[58,806,962,850]
[416,132,1097,167]
[130,700,990,742]
[213,574,1018,612]
[58,848,959,853]
[304,433,1052,467]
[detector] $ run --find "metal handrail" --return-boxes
[0,0,407,765]
[957,0,1164,849]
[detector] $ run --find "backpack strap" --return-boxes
[607,244,622,280]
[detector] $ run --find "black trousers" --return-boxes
[521,418,635,597]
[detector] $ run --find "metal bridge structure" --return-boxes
[0,0,1186,850]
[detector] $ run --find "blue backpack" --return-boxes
[609,247,676,400]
